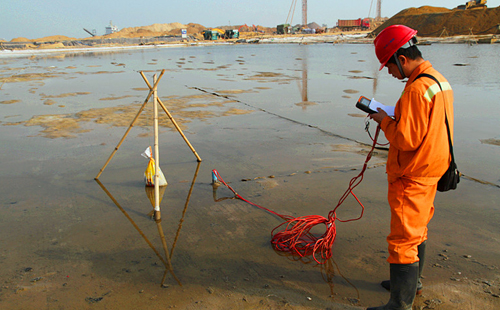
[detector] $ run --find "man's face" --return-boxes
[386,62,404,80]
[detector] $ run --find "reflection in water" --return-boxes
[155,218,176,287]
[95,179,179,286]
[295,47,317,110]
[170,161,201,258]
[211,170,360,302]
[94,162,200,287]
[321,258,360,303]
[212,182,238,202]
[145,185,167,218]
[372,67,380,97]
[274,249,360,303]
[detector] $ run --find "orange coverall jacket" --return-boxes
[380,61,454,185]
[380,61,454,264]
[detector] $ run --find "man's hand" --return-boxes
[369,108,388,124]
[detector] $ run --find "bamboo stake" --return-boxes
[95,70,165,179]
[153,74,161,221]
[140,70,202,162]
[157,98,202,162]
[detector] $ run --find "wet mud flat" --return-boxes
[1,120,499,310]
[1,45,500,309]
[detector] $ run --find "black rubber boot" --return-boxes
[380,241,426,295]
[367,263,419,310]
[416,241,426,293]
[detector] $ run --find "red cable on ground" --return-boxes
[213,126,381,264]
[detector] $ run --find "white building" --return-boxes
[105,21,119,35]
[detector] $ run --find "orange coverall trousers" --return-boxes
[387,178,436,264]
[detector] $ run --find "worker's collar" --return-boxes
[405,60,432,86]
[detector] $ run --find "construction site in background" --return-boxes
[2,1,500,49]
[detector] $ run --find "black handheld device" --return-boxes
[356,96,377,114]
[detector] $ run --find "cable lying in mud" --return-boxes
[189,85,500,190]
[460,174,500,189]
[187,85,388,151]
[212,126,382,264]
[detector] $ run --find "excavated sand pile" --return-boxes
[372,5,500,37]
[9,37,32,42]
[99,22,188,39]
[10,35,76,42]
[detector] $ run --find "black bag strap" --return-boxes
[414,73,455,164]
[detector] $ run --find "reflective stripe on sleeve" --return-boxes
[424,82,452,101]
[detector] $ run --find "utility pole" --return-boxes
[302,0,307,27]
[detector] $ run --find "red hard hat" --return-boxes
[374,25,418,70]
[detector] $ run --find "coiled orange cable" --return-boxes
[213,126,381,264]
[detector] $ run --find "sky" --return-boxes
[1,0,499,41]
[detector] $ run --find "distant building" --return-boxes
[105,21,119,35]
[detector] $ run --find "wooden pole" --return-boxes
[157,98,202,162]
[95,70,165,180]
[140,70,201,162]
[153,74,161,221]
[94,98,148,180]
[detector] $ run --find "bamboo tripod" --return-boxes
[95,70,202,220]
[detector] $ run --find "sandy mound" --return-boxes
[396,6,451,15]
[10,37,31,42]
[10,35,76,43]
[35,35,76,42]
[120,22,187,33]
[372,5,500,37]
[165,23,206,35]
[103,22,189,38]
[37,42,66,49]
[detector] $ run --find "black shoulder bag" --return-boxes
[415,73,460,192]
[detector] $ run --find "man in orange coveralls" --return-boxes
[367,25,454,310]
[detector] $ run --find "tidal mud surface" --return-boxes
[0,43,499,309]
